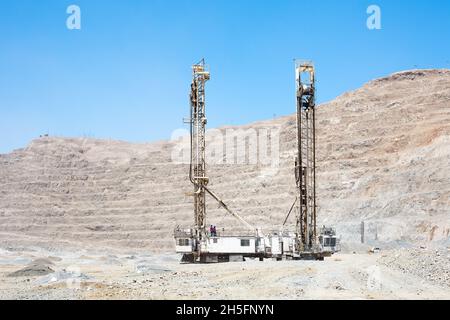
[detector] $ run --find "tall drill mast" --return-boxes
[188,60,255,248]
[189,59,210,241]
[295,61,317,252]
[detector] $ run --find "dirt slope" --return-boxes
[0,69,449,252]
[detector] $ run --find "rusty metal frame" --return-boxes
[294,60,317,252]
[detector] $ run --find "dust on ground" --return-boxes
[0,247,449,300]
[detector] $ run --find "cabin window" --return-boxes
[324,237,332,246]
[178,239,190,246]
[330,238,336,247]
[240,239,250,247]
[213,238,218,244]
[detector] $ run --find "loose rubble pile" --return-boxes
[378,247,450,288]
[7,258,54,277]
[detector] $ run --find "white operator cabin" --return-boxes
[175,234,258,255]
[175,228,262,262]
[174,228,337,262]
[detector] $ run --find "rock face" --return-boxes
[0,69,449,252]
[315,69,450,246]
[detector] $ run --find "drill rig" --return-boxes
[295,61,317,254]
[189,60,209,245]
[282,61,338,259]
[174,60,261,263]
[174,59,338,263]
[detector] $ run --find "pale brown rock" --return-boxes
[0,69,449,253]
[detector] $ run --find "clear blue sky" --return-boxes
[1,0,449,153]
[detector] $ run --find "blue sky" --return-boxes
[0,0,449,153]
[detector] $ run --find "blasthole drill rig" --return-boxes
[174,59,339,263]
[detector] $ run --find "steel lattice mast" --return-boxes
[189,59,210,242]
[294,61,317,252]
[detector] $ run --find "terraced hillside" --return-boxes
[0,69,449,252]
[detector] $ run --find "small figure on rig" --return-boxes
[213,225,217,237]
[209,225,214,237]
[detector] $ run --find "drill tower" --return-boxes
[185,60,256,262]
[295,61,317,252]
[189,59,210,242]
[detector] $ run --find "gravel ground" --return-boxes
[378,247,450,288]
[0,247,449,300]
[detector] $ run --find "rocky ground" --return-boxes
[378,247,450,289]
[0,247,449,300]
